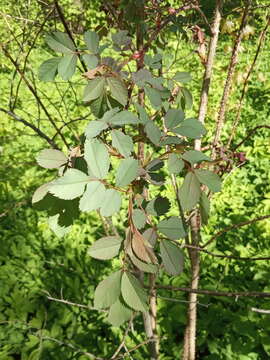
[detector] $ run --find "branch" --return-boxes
[251,307,270,314]
[234,125,270,150]
[195,0,222,151]
[157,285,270,298]
[212,1,251,157]
[183,244,270,261]
[202,214,270,248]
[44,292,107,312]
[42,336,103,359]
[0,44,69,148]
[54,0,87,72]
[227,14,270,147]
[111,315,135,359]
[0,108,58,149]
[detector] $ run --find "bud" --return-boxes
[168,7,176,15]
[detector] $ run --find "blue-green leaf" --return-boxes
[84,139,110,179]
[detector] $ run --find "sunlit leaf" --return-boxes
[37,149,67,169]
[85,121,108,138]
[94,271,122,309]
[79,181,106,212]
[84,30,99,53]
[157,216,186,240]
[49,169,89,200]
[115,158,139,187]
[111,130,133,158]
[58,54,77,80]
[84,139,110,179]
[121,272,148,312]
[132,209,147,229]
[109,110,139,126]
[38,58,61,82]
[107,77,128,106]
[145,122,162,146]
[88,236,122,260]
[82,54,99,69]
[46,31,75,53]
[100,189,122,217]
[165,109,184,129]
[83,77,105,102]
[173,71,192,83]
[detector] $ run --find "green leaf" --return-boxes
[88,236,122,260]
[195,169,222,193]
[85,121,108,138]
[146,196,170,216]
[146,172,165,186]
[160,239,184,275]
[174,118,206,139]
[145,122,162,146]
[200,192,210,225]
[83,77,105,102]
[112,30,131,48]
[48,214,71,238]
[107,77,128,106]
[100,189,122,217]
[165,109,184,129]
[84,139,110,179]
[115,158,139,187]
[129,252,158,273]
[38,58,61,82]
[109,110,139,126]
[132,209,147,229]
[159,136,184,146]
[94,271,122,309]
[36,149,67,169]
[58,54,77,80]
[168,153,184,174]
[144,86,162,108]
[179,172,201,211]
[107,299,133,327]
[121,272,148,312]
[90,95,107,117]
[182,150,211,165]
[84,30,99,53]
[49,169,89,200]
[79,181,106,212]
[132,69,152,87]
[157,216,186,240]
[134,103,149,124]
[181,87,193,109]
[82,54,98,69]
[142,228,157,247]
[32,182,53,204]
[46,31,75,53]
[146,159,164,172]
[173,71,192,83]
[111,130,134,158]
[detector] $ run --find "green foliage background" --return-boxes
[0,0,270,359]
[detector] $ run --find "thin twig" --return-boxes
[251,307,270,314]
[111,315,135,359]
[42,336,103,359]
[0,108,58,149]
[212,1,251,158]
[227,14,270,147]
[234,125,270,150]
[182,244,270,261]
[195,0,222,151]
[44,292,107,312]
[157,285,270,298]
[202,214,270,248]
